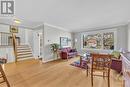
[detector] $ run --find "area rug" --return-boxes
[70,60,87,69]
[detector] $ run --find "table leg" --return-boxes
[86,65,88,76]
[80,56,82,66]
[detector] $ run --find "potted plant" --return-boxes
[50,43,60,58]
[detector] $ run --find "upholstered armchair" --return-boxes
[111,51,122,73]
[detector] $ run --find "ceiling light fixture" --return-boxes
[14,19,21,24]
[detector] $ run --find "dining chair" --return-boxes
[90,53,112,87]
[0,58,10,87]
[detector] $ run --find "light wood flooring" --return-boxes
[0,57,123,87]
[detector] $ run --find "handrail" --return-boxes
[0,32,11,34]
[12,33,17,62]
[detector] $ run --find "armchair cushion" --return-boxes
[70,49,77,52]
[111,51,122,73]
[66,47,71,52]
[111,51,120,59]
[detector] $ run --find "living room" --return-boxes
[0,0,130,87]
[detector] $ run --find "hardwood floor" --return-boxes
[0,57,123,87]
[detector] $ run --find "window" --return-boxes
[103,32,114,50]
[83,33,102,49]
[82,31,115,50]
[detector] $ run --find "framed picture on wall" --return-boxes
[10,25,18,33]
[60,37,68,48]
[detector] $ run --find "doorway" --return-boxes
[38,33,43,58]
[8,36,20,46]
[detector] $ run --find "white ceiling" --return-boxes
[0,17,42,29]
[1,0,130,32]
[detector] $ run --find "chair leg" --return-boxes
[103,72,105,79]
[108,76,110,87]
[80,58,82,66]
[86,65,88,77]
[0,65,10,87]
[108,72,110,87]
[2,73,10,87]
[91,71,93,86]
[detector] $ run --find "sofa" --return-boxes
[59,47,78,59]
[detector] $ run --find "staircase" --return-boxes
[16,45,34,61]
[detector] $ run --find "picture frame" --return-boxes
[10,25,18,33]
[60,37,68,48]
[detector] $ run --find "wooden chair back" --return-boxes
[91,53,112,71]
[90,53,112,87]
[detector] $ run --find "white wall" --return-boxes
[43,25,72,62]
[0,47,15,62]
[128,23,130,51]
[74,25,128,54]
[116,25,128,51]
[0,24,9,32]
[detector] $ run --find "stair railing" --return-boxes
[0,32,18,62]
[12,33,17,62]
[0,32,12,46]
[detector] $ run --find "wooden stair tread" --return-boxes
[17,48,31,50]
[17,57,34,61]
[17,45,29,47]
[17,50,32,53]
[17,49,30,51]
[17,55,33,59]
[17,52,32,54]
[17,53,32,56]
[18,54,32,57]
[16,45,33,61]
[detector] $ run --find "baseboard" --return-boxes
[42,58,59,63]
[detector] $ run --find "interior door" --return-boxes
[39,33,43,58]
